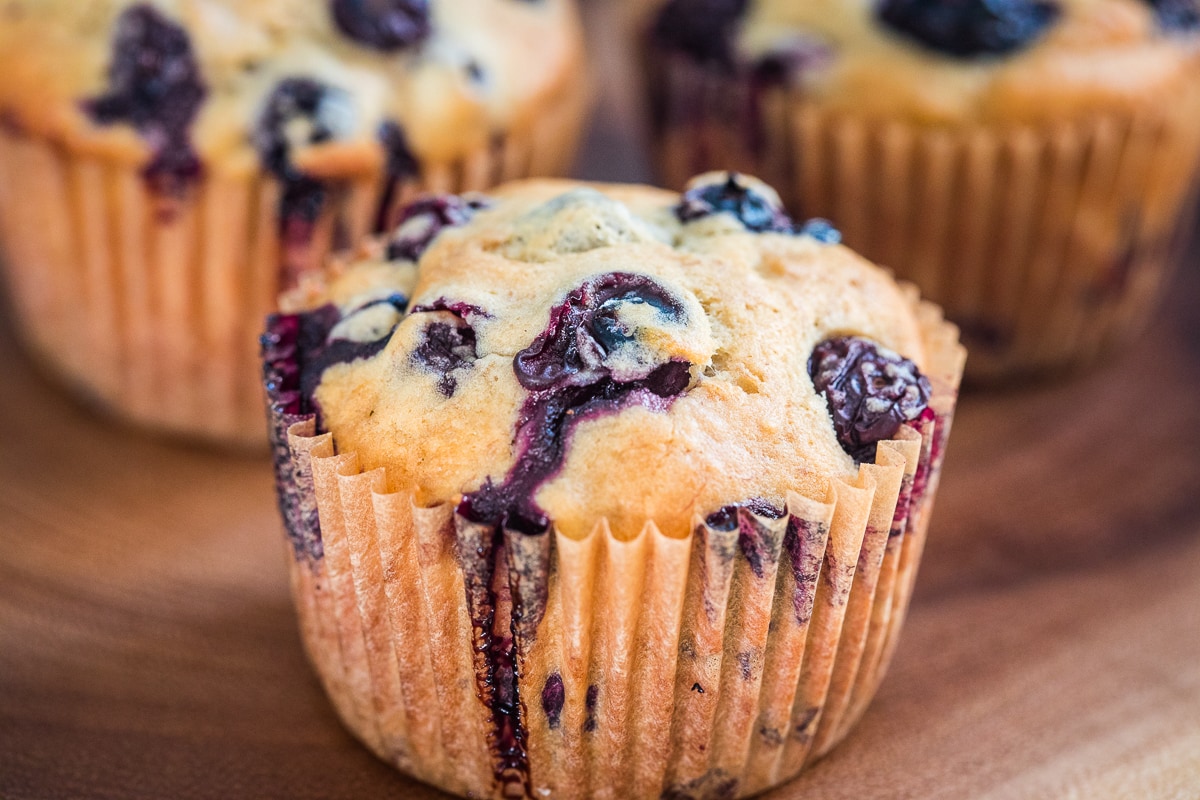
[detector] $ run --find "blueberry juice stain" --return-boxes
[254,78,349,285]
[261,296,406,560]
[454,273,694,793]
[83,4,207,198]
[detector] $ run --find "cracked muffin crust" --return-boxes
[268,174,932,541]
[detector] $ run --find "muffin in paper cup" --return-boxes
[640,0,1200,381]
[0,0,587,445]
[262,174,965,798]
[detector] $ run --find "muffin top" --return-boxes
[650,0,1200,124]
[264,173,944,541]
[0,0,582,184]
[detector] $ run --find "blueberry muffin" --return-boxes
[0,0,586,444]
[264,173,965,798]
[639,0,1200,380]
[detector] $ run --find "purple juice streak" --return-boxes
[410,298,493,319]
[541,673,565,730]
[706,499,785,580]
[261,312,336,562]
[458,527,538,795]
[261,295,406,422]
[460,273,692,534]
[461,361,691,535]
[784,516,827,627]
[583,684,599,733]
[253,78,343,240]
[83,4,207,196]
[909,406,938,503]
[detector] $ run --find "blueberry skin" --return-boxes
[460,273,692,535]
[797,218,841,245]
[675,173,793,233]
[876,0,1062,58]
[253,78,351,231]
[385,194,492,262]
[83,4,206,193]
[808,336,931,463]
[1145,0,1200,32]
[331,0,432,51]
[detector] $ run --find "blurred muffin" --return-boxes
[640,0,1200,380]
[264,173,965,798]
[0,0,586,444]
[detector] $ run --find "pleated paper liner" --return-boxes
[644,50,1200,382]
[0,74,588,447]
[269,299,964,799]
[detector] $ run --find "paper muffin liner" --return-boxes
[0,77,587,446]
[644,50,1200,382]
[268,298,964,798]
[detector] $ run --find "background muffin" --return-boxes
[639,0,1200,380]
[264,174,965,798]
[0,0,586,444]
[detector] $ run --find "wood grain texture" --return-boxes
[3,5,1200,798]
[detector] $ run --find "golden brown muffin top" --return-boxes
[0,0,582,172]
[647,0,1200,124]
[267,174,939,540]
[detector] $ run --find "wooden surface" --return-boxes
[4,9,1200,799]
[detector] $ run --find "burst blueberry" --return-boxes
[461,274,692,534]
[411,315,478,397]
[675,173,793,233]
[254,78,352,234]
[876,0,1061,58]
[797,218,841,244]
[808,336,931,463]
[331,0,431,51]
[83,4,206,194]
[386,194,492,261]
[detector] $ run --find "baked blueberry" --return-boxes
[797,218,841,244]
[876,0,1061,58]
[1145,0,1200,31]
[652,0,750,68]
[83,4,206,194]
[386,194,492,261]
[676,173,793,233]
[254,78,353,234]
[461,273,692,534]
[262,294,407,416]
[331,0,431,51]
[809,336,931,463]
[411,314,478,397]
[513,273,686,392]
